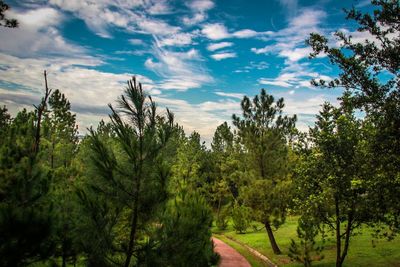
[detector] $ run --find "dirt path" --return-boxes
[213,237,251,267]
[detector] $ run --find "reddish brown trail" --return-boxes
[212,237,251,267]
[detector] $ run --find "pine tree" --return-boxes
[85,77,174,266]
[0,72,53,266]
[41,89,79,266]
[233,89,296,254]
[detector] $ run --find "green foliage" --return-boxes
[216,204,230,230]
[143,190,218,267]
[211,122,233,153]
[289,217,324,267]
[0,105,11,136]
[294,102,376,267]
[40,89,80,266]
[0,108,53,266]
[233,88,296,254]
[210,122,236,216]
[82,77,174,266]
[307,0,400,238]
[304,1,400,265]
[232,201,250,234]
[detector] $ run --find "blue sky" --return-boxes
[0,0,373,142]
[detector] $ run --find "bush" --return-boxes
[231,202,250,234]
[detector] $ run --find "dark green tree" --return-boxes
[73,121,119,267]
[171,131,214,202]
[288,216,324,267]
[0,73,53,266]
[86,77,174,267]
[295,101,375,267]
[41,89,79,267]
[0,105,11,137]
[143,190,218,267]
[211,122,234,224]
[233,89,296,254]
[307,0,400,232]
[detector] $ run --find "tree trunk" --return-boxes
[339,212,353,266]
[264,221,281,254]
[125,132,143,267]
[335,197,342,267]
[124,199,139,267]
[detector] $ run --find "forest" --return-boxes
[0,0,399,267]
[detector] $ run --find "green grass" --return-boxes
[212,216,400,267]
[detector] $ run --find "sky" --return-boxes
[0,0,373,143]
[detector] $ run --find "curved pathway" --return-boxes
[212,237,251,267]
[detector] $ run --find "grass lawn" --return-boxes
[212,216,400,267]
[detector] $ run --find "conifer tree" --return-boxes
[42,89,79,267]
[0,72,53,266]
[233,89,296,254]
[86,77,174,266]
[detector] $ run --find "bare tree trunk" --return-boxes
[33,70,51,154]
[264,221,281,254]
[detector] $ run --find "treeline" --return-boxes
[0,76,219,267]
[0,1,399,267]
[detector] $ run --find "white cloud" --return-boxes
[201,23,230,40]
[182,13,206,26]
[202,23,273,40]
[129,38,145,45]
[232,29,259,38]
[154,96,239,143]
[279,47,312,61]
[259,79,292,87]
[215,92,244,99]
[207,42,233,51]
[258,61,332,89]
[278,0,298,17]
[147,0,172,15]
[234,61,269,73]
[13,6,62,28]
[188,0,215,11]
[158,32,194,47]
[289,9,324,29]
[0,53,156,133]
[210,52,237,61]
[145,41,213,91]
[136,17,180,36]
[1,7,84,57]
[49,0,181,38]
[182,0,215,26]
[251,8,326,62]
